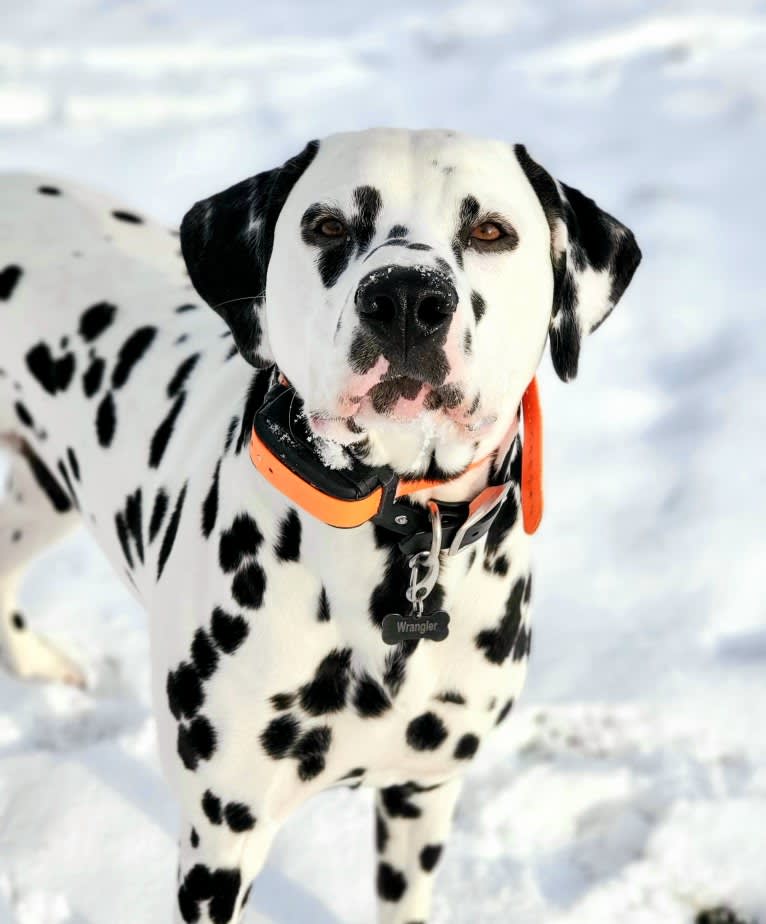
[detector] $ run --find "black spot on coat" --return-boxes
[231,561,266,609]
[181,715,217,768]
[377,862,407,902]
[115,511,133,568]
[292,725,332,781]
[223,416,239,454]
[79,302,117,342]
[208,869,241,923]
[512,625,532,661]
[13,402,33,428]
[157,482,187,579]
[0,265,22,300]
[112,327,156,389]
[112,209,143,224]
[491,555,510,576]
[191,628,219,680]
[202,790,222,824]
[419,844,443,872]
[224,802,256,833]
[353,674,391,718]
[495,698,514,725]
[149,488,169,543]
[406,712,447,751]
[298,648,352,716]
[219,514,262,573]
[167,663,204,719]
[168,353,200,397]
[201,461,220,539]
[380,784,421,819]
[178,878,203,921]
[149,393,186,468]
[96,391,117,449]
[261,714,300,758]
[383,642,418,697]
[471,291,486,323]
[270,692,295,710]
[274,508,301,562]
[56,460,78,508]
[210,607,249,654]
[376,811,389,852]
[182,863,213,901]
[124,488,144,563]
[25,343,75,395]
[19,443,72,513]
[96,392,117,446]
[82,356,105,397]
[316,586,331,622]
[66,448,80,481]
[474,576,525,665]
[454,733,480,760]
[435,690,465,705]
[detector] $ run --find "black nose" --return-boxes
[355,266,458,356]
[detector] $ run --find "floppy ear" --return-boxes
[180,140,319,367]
[515,144,641,382]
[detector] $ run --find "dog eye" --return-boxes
[318,218,346,238]
[471,222,504,242]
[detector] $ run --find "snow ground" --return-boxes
[1,1,765,921]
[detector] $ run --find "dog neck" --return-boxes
[244,367,543,539]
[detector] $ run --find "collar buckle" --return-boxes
[447,481,512,555]
[379,474,514,558]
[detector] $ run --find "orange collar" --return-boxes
[249,376,543,538]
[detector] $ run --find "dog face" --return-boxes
[182,129,640,475]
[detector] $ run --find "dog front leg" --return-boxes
[375,777,461,924]
[174,817,276,924]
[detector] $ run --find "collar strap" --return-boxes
[249,377,543,547]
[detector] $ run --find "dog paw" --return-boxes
[1,615,87,688]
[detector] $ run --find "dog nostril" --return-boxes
[361,293,397,325]
[417,295,449,329]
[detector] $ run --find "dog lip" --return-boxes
[351,373,434,401]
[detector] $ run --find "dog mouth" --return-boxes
[308,372,497,440]
[363,375,461,418]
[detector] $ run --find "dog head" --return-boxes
[181,129,640,476]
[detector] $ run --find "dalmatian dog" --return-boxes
[0,128,640,923]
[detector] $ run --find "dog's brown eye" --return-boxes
[319,219,346,238]
[471,222,504,242]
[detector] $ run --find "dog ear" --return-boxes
[514,144,641,382]
[180,140,319,367]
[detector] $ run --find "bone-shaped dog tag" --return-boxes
[381,611,450,645]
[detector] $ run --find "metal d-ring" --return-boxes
[404,501,443,615]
